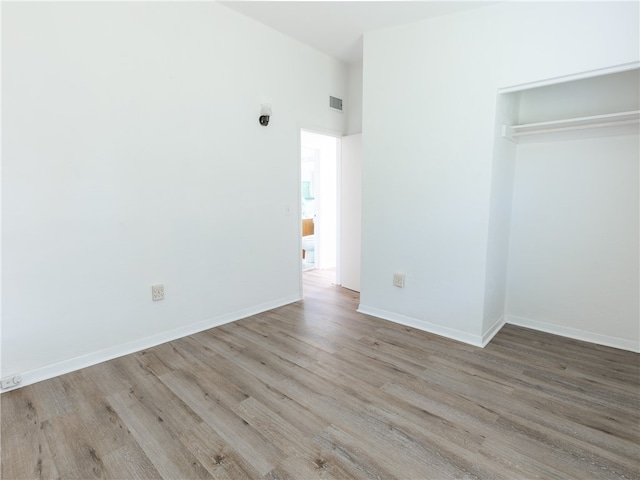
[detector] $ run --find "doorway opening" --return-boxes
[300,129,339,287]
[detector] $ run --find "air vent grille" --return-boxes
[329,96,343,111]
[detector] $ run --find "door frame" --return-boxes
[298,125,343,294]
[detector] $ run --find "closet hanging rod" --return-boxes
[503,110,639,140]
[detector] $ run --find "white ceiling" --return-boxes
[219,1,496,64]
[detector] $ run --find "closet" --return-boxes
[501,69,639,349]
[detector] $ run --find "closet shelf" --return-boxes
[503,110,640,142]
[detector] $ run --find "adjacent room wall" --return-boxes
[360,1,639,346]
[2,2,347,387]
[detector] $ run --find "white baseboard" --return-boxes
[1,294,302,393]
[357,304,486,347]
[9,299,634,394]
[354,307,639,353]
[506,314,640,353]
[481,315,507,347]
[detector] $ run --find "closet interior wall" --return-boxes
[503,69,640,350]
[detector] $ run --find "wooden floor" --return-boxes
[2,269,639,479]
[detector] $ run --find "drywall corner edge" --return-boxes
[0,293,302,394]
[481,315,507,347]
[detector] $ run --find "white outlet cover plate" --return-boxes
[1,375,22,389]
[152,284,164,301]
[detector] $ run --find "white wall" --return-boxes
[2,2,347,387]
[506,135,639,351]
[340,134,363,292]
[360,2,639,345]
[518,70,640,124]
[347,62,363,135]
[481,94,519,338]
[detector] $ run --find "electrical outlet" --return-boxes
[393,273,405,288]
[1,375,22,389]
[152,284,164,301]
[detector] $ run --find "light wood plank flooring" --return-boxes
[2,269,639,479]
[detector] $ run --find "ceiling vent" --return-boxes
[329,96,343,112]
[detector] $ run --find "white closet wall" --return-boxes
[505,70,640,351]
[518,70,639,124]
